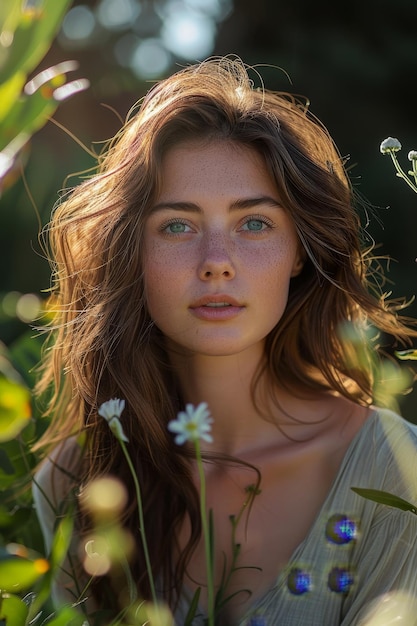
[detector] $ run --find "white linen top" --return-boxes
[33,409,417,625]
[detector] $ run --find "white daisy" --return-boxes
[168,402,213,445]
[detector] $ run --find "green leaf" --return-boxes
[50,515,74,571]
[9,328,45,388]
[0,436,36,491]
[0,72,26,121]
[0,0,23,34]
[208,508,215,574]
[351,487,417,514]
[0,85,57,151]
[184,587,201,626]
[395,349,417,361]
[0,377,31,442]
[0,593,28,626]
[38,606,87,626]
[0,555,49,592]
[0,504,31,532]
[0,0,74,85]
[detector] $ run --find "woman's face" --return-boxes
[143,139,304,357]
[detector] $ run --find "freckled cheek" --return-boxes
[250,251,298,319]
[143,244,192,315]
[244,240,297,282]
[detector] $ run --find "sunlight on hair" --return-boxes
[337,319,412,410]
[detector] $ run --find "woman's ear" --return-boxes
[291,247,306,277]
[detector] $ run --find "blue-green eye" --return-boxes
[242,218,268,232]
[247,219,263,231]
[163,221,190,234]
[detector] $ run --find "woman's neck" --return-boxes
[167,343,356,458]
[168,345,269,455]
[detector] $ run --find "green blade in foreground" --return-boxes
[351,487,417,514]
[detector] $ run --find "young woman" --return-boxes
[33,57,417,625]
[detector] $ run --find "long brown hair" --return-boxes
[35,56,416,610]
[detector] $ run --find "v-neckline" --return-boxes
[182,409,379,625]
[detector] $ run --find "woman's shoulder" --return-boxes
[32,436,84,520]
[370,408,417,449]
[35,435,83,484]
[350,408,417,501]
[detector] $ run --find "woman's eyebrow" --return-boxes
[229,196,282,211]
[151,196,282,213]
[151,201,202,213]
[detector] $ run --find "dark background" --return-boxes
[1,0,417,416]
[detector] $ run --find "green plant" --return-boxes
[379,137,417,363]
[0,0,88,192]
[351,137,417,517]
[0,2,89,623]
[379,136,417,195]
[64,400,262,625]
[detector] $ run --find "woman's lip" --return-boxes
[190,304,244,321]
[189,295,244,320]
[190,295,242,307]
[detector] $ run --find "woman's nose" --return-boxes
[197,233,236,280]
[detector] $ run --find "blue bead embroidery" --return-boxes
[328,567,354,593]
[325,514,357,545]
[248,617,267,626]
[287,567,312,595]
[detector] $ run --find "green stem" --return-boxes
[119,440,158,608]
[194,439,215,626]
[390,152,417,193]
[216,485,259,610]
[411,157,417,187]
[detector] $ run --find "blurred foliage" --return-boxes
[0,0,89,193]
[0,1,90,622]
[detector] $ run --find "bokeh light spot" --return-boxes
[80,476,128,519]
[161,8,215,60]
[184,0,233,20]
[130,38,171,78]
[97,0,141,31]
[2,291,20,317]
[61,6,96,42]
[83,537,111,576]
[16,293,42,322]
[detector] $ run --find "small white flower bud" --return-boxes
[408,150,417,161]
[98,398,128,443]
[380,137,402,154]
